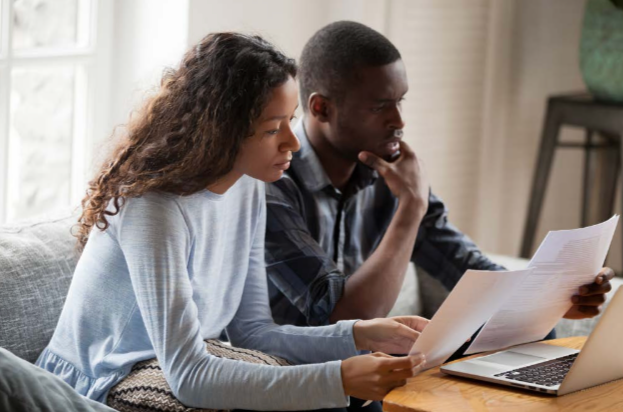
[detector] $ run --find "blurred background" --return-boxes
[0,0,620,271]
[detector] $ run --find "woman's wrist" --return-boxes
[352,320,367,351]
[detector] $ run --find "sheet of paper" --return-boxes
[409,269,532,369]
[465,215,619,355]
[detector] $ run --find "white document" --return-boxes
[409,269,532,369]
[465,215,619,355]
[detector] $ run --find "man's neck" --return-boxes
[304,118,356,192]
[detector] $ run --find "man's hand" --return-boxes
[563,267,615,319]
[353,316,429,354]
[358,140,429,214]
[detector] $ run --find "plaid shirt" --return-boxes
[265,120,504,327]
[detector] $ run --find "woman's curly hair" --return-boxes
[74,32,297,249]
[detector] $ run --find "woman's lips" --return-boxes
[274,161,291,171]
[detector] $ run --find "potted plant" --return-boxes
[580,0,623,102]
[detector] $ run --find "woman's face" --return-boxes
[234,76,301,183]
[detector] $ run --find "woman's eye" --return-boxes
[265,129,279,135]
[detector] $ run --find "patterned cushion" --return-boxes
[106,340,291,412]
[0,210,79,363]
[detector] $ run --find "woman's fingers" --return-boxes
[371,352,394,359]
[385,362,426,382]
[392,316,429,332]
[394,323,421,342]
[378,353,425,373]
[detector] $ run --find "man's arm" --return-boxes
[266,141,429,325]
[329,142,429,321]
[329,194,424,322]
[412,192,505,291]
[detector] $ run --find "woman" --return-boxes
[37,32,427,410]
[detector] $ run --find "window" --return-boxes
[0,0,111,224]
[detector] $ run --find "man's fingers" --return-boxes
[597,267,616,284]
[577,305,602,317]
[358,151,389,174]
[572,294,606,306]
[397,140,415,156]
[579,280,612,295]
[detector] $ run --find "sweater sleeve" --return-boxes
[226,194,360,364]
[117,194,355,410]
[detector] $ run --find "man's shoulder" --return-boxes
[266,173,304,204]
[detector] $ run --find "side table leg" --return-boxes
[598,133,620,222]
[582,130,594,228]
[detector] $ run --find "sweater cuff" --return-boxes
[325,360,351,407]
[335,319,360,358]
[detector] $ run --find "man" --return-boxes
[265,21,613,331]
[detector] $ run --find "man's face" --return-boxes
[327,59,408,162]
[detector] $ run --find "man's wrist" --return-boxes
[397,194,427,219]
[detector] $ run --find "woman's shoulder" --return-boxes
[121,191,184,215]
[111,192,194,233]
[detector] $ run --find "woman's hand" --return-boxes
[341,352,426,401]
[353,316,429,354]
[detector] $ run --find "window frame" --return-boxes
[0,0,112,224]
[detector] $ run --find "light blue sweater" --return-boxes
[36,176,359,410]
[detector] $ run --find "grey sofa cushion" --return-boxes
[0,211,79,363]
[0,347,115,411]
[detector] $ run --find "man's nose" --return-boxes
[388,105,405,130]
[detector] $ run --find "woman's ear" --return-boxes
[308,93,331,123]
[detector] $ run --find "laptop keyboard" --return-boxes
[493,353,578,387]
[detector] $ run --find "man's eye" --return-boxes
[371,106,384,113]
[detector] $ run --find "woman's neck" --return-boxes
[207,170,243,194]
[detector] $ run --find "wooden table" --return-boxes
[383,337,623,412]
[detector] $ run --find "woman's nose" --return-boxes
[283,129,301,153]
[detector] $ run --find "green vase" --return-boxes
[580,0,623,102]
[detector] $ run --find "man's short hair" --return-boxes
[299,21,401,111]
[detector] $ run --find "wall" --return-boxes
[104,0,189,167]
[106,0,620,269]
[187,0,387,68]
[473,0,621,270]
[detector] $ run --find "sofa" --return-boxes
[1,210,621,366]
[0,210,80,364]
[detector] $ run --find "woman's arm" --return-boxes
[226,194,363,363]
[118,194,351,410]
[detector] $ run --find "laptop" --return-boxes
[440,287,623,396]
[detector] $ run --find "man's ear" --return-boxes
[308,93,331,123]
